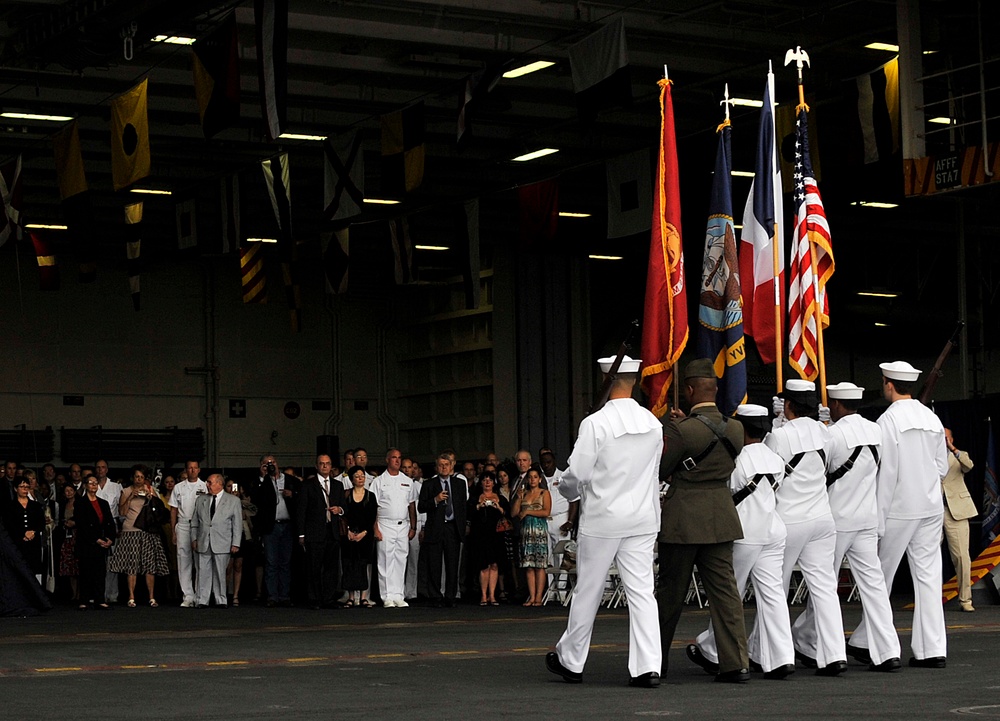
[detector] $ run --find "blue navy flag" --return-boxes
[697,123,747,415]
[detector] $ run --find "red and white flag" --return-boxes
[788,107,834,380]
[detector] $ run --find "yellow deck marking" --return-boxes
[206,660,249,666]
[438,650,478,655]
[35,667,82,672]
[287,657,327,662]
[368,653,405,658]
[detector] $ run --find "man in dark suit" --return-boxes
[296,454,345,609]
[658,359,749,683]
[250,454,299,607]
[417,452,468,607]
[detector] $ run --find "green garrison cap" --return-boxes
[683,358,716,380]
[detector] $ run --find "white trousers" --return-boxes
[404,531,421,599]
[175,521,197,602]
[196,551,230,606]
[555,533,660,677]
[377,521,410,602]
[698,539,794,672]
[851,515,946,660]
[796,528,900,664]
[782,516,847,667]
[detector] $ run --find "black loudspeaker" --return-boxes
[316,435,339,460]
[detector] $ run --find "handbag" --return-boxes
[496,516,513,533]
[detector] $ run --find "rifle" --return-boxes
[918,320,965,405]
[588,320,639,415]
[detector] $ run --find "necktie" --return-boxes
[210,494,216,519]
[443,478,454,519]
[321,478,330,523]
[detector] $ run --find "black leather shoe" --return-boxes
[870,657,902,672]
[628,672,660,688]
[909,656,946,668]
[714,669,750,684]
[816,660,848,677]
[748,660,763,673]
[196,604,208,609]
[846,644,872,665]
[546,652,583,684]
[795,650,818,669]
[763,664,796,680]
[685,644,720,675]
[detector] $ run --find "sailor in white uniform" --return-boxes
[766,379,847,676]
[546,355,663,688]
[690,404,795,680]
[849,361,949,668]
[793,381,902,671]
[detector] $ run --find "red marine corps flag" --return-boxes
[641,75,688,418]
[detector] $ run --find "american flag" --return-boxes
[788,107,834,381]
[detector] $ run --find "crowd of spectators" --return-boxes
[0,447,579,614]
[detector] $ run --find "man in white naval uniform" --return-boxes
[766,379,847,676]
[402,458,425,601]
[169,460,206,607]
[850,361,949,668]
[546,355,663,688]
[795,382,902,672]
[372,448,418,608]
[689,404,795,680]
[540,449,579,567]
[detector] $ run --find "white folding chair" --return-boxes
[544,540,577,606]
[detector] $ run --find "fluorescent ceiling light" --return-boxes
[512,148,559,162]
[874,322,890,327]
[152,35,196,45]
[1,112,74,122]
[363,198,400,205]
[130,188,172,195]
[558,211,591,218]
[277,133,327,141]
[25,223,68,230]
[730,98,763,108]
[589,254,623,261]
[857,291,898,298]
[503,60,555,79]
[733,224,743,230]
[928,117,954,125]
[415,245,449,251]
[865,42,899,52]
[851,201,898,209]
[247,237,278,244]
[731,170,755,178]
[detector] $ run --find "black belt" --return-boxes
[732,473,776,506]
[785,449,826,477]
[826,445,880,487]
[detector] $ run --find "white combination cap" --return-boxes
[598,354,641,374]
[879,360,921,382]
[827,382,864,400]
[735,404,769,417]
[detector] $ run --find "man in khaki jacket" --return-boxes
[941,428,977,612]
[658,359,748,683]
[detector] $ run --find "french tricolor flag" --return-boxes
[739,66,785,366]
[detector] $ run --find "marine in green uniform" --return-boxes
[658,359,749,682]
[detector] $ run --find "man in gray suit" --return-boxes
[191,473,242,608]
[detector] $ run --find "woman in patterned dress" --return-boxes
[109,465,170,607]
[512,467,551,606]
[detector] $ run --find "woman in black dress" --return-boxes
[74,476,117,609]
[470,471,508,605]
[341,466,377,607]
[2,478,46,583]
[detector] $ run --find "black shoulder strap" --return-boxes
[785,448,826,477]
[826,445,879,487]
[732,473,775,506]
[681,414,739,471]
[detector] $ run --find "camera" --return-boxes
[265,463,277,476]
